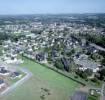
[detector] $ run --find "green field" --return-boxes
[1,57,80,100]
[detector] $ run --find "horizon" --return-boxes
[0,0,105,15]
[0,13,105,16]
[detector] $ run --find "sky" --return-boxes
[0,0,105,15]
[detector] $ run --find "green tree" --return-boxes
[54,59,64,70]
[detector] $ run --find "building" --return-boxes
[71,91,88,100]
[0,67,9,76]
[11,72,22,79]
[0,80,5,89]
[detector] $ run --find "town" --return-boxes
[0,14,105,100]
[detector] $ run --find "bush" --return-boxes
[74,75,78,79]
[91,77,98,83]
[54,59,64,70]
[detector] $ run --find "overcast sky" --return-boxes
[0,0,105,14]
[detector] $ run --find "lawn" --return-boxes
[0,57,80,100]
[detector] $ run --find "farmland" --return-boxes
[0,57,80,100]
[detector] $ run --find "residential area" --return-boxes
[0,14,105,100]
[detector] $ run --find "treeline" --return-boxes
[0,32,10,40]
[0,32,10,45]
[79,33,105,48]
[85,18,105,28]
[0,32,25,44]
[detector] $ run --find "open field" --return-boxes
[0,57,80,100]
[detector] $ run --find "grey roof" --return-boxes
[71,91,88,100]
[0,80,4,84]
[74,59,100,70]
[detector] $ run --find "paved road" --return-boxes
[90,43,105,52]
[100,83,105,100]
[0,65,32,97]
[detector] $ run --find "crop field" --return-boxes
[0,57,80,100]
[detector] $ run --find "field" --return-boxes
[0,57,80,100]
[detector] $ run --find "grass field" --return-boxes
[0,57,80,100]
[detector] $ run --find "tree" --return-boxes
[85,69,93,76]
[66,49,75,57]
[98,68,105,80]
[76,70,88,79]
[54,59,64,70]
[101,58,105,66]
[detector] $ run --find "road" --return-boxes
[100,83,105,100]
[90,43,105,52]
[0,65,33,97]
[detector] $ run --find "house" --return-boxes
[0,67,9,76]
[90,89,101,96]
[74,54,100,73]
[71,91,88,100]
[75,52,81,59]
[75,59,100,73]
[51,50,59,58]
[11,72,22,79]
[36,53,45,62]
[87,46,98,54]
[0,80,5,89]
